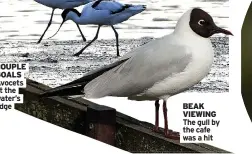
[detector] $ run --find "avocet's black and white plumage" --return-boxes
[34,0,91,43]
[49,0,146,56]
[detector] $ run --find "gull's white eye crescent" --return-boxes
[198,19,205,26]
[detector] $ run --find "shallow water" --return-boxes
[0,0,229,41]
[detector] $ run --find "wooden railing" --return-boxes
[15,79,230,153]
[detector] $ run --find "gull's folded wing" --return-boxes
[83,39,192,98]
[40,58,129,98]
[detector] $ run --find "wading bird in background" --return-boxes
[40,8,232,139]
[49,0,146,57]
[34,0,92,43]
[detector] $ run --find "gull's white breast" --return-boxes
[145,35,214,100]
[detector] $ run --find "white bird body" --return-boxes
[144,11,214,100]
[83,17,214,100]
[34,0,91,9]
[65,1,146,25]
[144,35,213,100]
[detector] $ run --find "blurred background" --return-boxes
[242,1,252,122]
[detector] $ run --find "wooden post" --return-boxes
[86,105,116,145]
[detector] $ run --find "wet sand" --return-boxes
[0,36,229,93]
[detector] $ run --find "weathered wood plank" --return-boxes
[15,79,230,153]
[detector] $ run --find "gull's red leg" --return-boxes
[153,100,160,132]
[163,100,168,135]
[163,100,180,140]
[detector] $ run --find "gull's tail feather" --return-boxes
[39,83,86,98]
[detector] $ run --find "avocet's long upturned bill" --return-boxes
[34,0,91,44]
[40,8,233,139]
[49,0,146,56]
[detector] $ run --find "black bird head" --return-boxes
[189,8,233,38]
[48,8,81,39]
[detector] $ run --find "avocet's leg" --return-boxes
[76,24,86,42]
[153,100,161,133]
[73,25,101,56]
[37,8,55,44]
[111,25,120,57]
[163,100,180,140]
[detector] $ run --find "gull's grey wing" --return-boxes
[84,40,193,98]
[40,58,129,97]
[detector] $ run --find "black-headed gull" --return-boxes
[40,8,233,139]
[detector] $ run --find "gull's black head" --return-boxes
[189,8,233,38]
[61,8,81,21]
